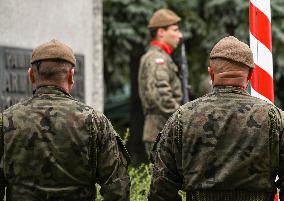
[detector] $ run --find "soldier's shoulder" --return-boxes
[3,97,33,114]
[180,95,211,111]
[142,47,167,63]
[90,109,110,123]
[70,99,108,120]
[69,98,93,110]
[245,95,276,109]
[270,104,284,125]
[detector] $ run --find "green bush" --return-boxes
[129,163,152,201]
[96,163,186,201]
[96,163,151,201]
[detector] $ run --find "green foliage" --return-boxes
[96,163,186,201]
[122,128,130,144]
[104,0,284,108]
[129,163,152,200]
[95,164,151,201]
[96,130,152,200]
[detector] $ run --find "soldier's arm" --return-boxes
[148,112,183,201]
[0,114,6,201]
[277,109,284,201]
[150,60,180,115]
[96,115,130,201]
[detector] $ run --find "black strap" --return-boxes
[115,134,131,165]
[150,132,162,163]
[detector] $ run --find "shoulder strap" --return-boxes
[114,133,131,166]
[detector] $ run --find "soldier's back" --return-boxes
[3,86,102,200]
[180,86,280,198]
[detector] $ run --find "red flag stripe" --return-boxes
[250,0,271,21]
[251,64,274,102]
[249,2,272,52]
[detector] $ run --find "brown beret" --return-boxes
[210,36,254,69]
[148,8,181,29]
[31,39,76,66]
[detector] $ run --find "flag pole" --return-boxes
[249,0,274,103]
[249,0,277,200]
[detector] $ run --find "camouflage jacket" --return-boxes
[138,45,182,142]
[149,86,284,201]
[0,86,130,201]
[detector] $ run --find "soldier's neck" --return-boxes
[34,81,70,93]
[150,40,173,55]
[213,71,248,90]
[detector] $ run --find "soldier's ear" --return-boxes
[208,67,214,82]
[67,68,75,85]
[157,28,165,38]
[28,67,36,84]
[66,68,75,93]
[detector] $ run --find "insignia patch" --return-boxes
[155,58,165,64]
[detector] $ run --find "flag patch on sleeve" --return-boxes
[155,58,165,64]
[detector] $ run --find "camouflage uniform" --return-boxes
[149,86,284,201]
[0,86,130,201]
[138,45,182,152]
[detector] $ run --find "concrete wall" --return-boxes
[0,0,103,111]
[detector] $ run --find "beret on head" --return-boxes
[148,8,181,29]
[31,39,76,66]
[210,36,254,69]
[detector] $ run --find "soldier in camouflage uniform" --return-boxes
[149,36,284,201]
[138,8,183,157]
[0,39,130,201]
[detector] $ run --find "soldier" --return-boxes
[0,39,130,201]
[138,8,183,157]
[148,36,284,201]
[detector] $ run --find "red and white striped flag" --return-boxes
[249,0,274,103]
[249,1,277,200]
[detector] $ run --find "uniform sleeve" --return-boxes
[96,115,130,201]
[148,112,183,201]
[149,60,180,116]
[0,114,6,201]
[277,109,284,201]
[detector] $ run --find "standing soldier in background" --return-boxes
[138,8,183,157]
[149,36,284,201]
[0,39,130,201]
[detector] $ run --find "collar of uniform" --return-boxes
[150,40,174,55]
[33,85,72,98]
[213,86,250,95]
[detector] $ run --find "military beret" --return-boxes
[148,8,181,29]
[31,39,76,66]
[210,36,254,69]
